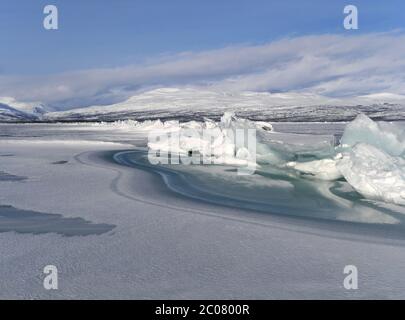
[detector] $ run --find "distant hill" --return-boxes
[2,88,405,122]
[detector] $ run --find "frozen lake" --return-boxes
[0,120,405,299]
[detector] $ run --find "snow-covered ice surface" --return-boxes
[1,117,405,299]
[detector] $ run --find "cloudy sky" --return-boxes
[1,0,405,109]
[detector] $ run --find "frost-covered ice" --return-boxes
[338,144,405,206]
[81,112,405,208]
[41,113,405,208]
[340,113,405,156]
[279,115,405,206]
[137,112,404,207]
[147,112,267,167]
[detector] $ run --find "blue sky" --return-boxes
[1,1,405,108]
[1,0,405,75]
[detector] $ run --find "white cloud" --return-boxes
[1,31,405,109]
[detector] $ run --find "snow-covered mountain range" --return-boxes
[0,97,48,122]
[2,88,405,122]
